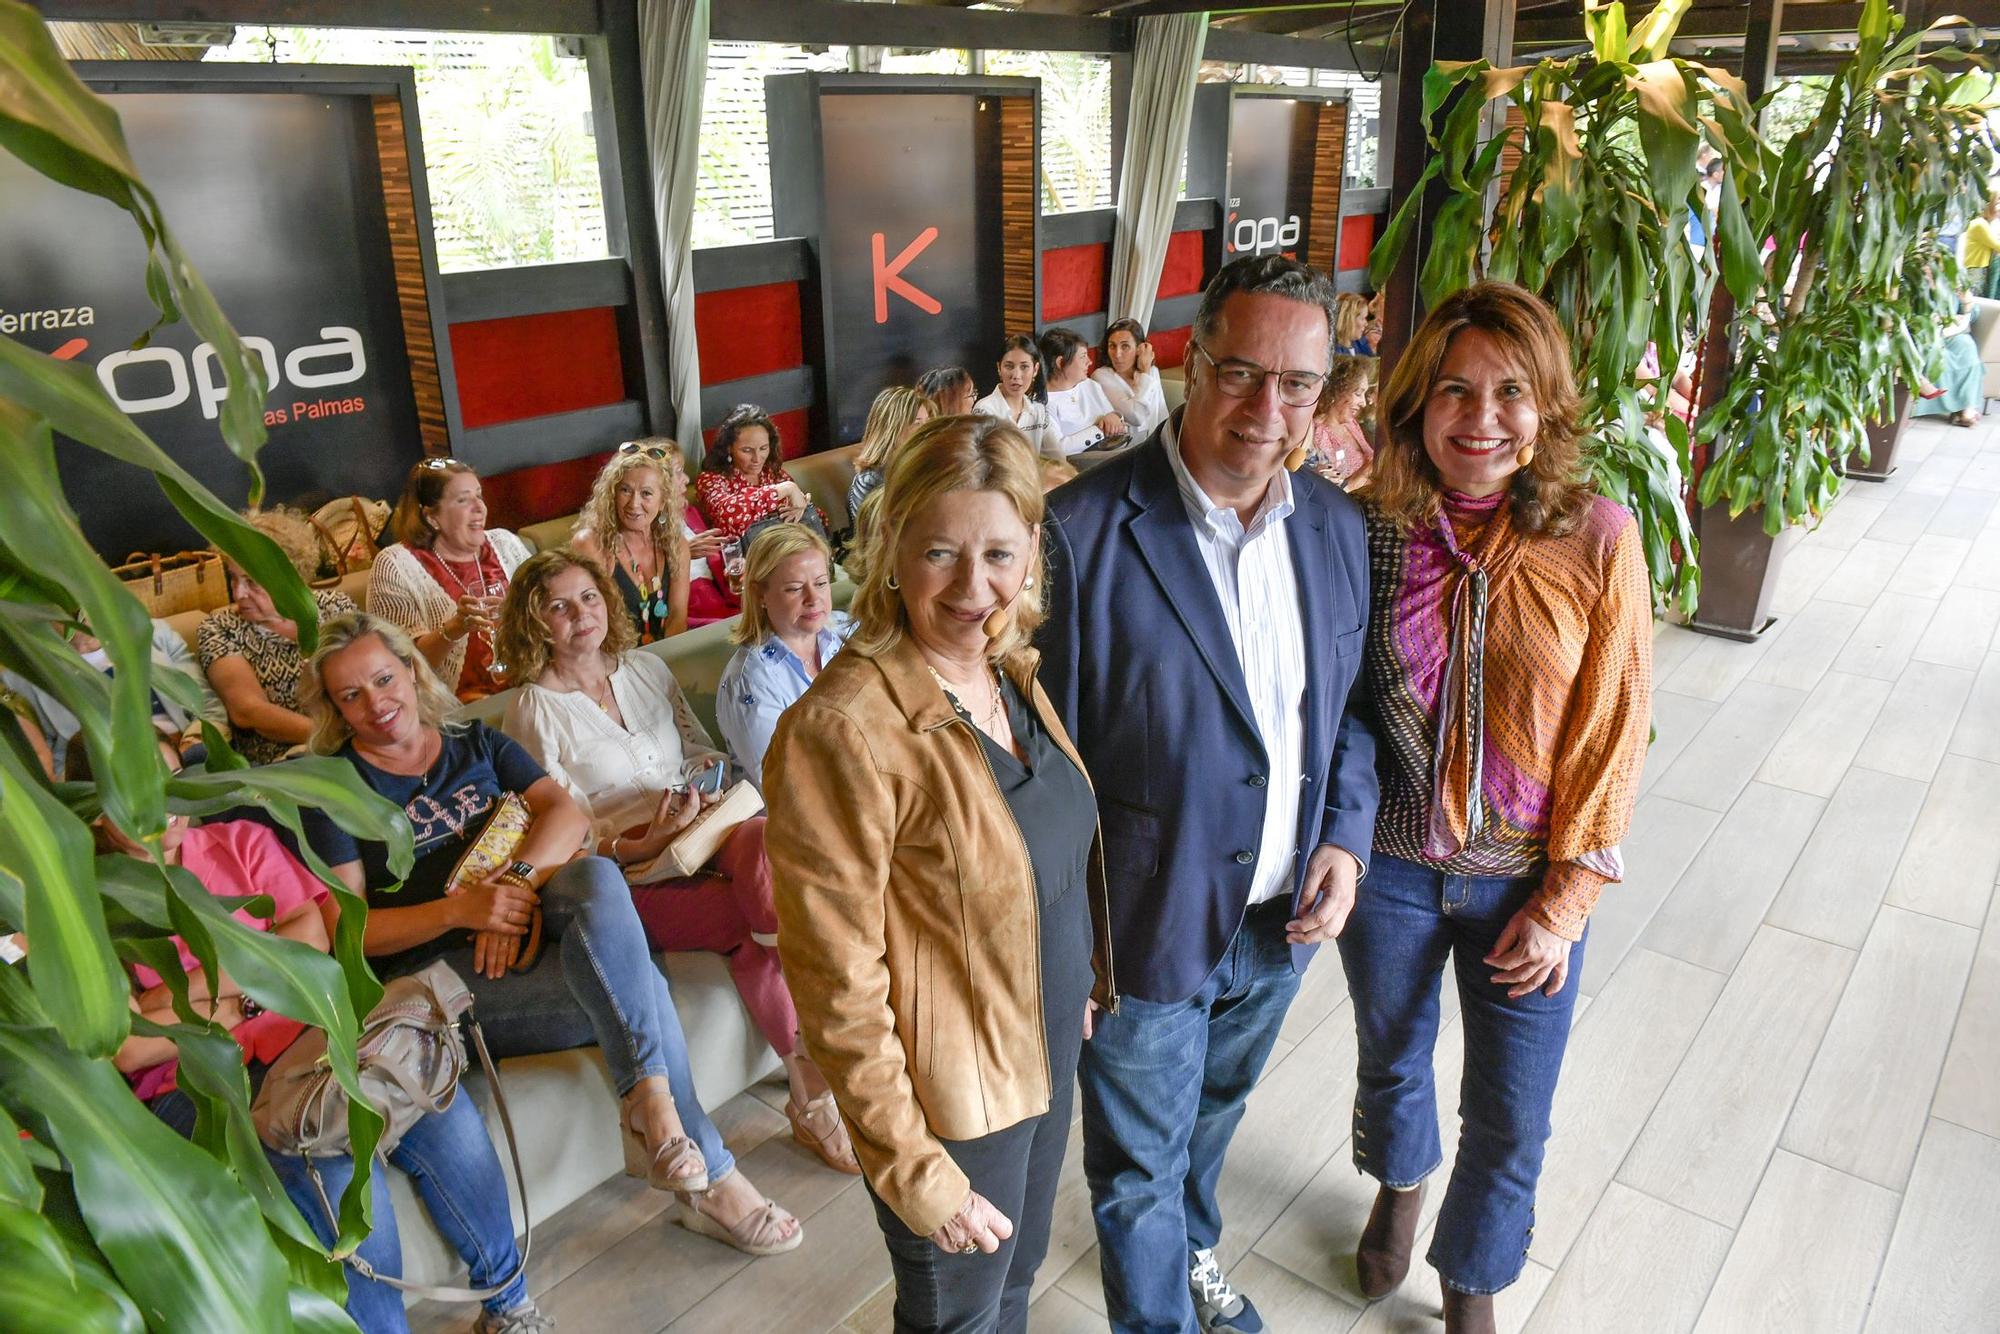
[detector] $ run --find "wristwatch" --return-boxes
[500,859,536,887]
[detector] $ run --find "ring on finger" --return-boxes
[959,1240,979,1254]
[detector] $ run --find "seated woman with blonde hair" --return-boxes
[197,506,357,764]
[570,440,733,644]
[717,524,854,791]
[846,385,936,521]
[497,549,859,1178]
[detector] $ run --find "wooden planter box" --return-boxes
[1848,383,1912,483]
[1691,503,1788,641]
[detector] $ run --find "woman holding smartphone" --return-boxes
[498,547,859,1178]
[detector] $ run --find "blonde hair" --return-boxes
[573,443,689,576]
[1370,280,1590,537]
[495,546,637,685]
[847,415,1046,673]
[216,506,319,581]
[732,524,835,645]
[301,611,464,755]
[1334,292,1371,348]
[853,385,937,471]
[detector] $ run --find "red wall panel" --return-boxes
[1339,214,1378,273]
[700,406,814,462]
[481,450,612,529]
[1156,230,1207,300]
[694,282,805,385]
[1150,327,1192,367]
[450,308,625,430]
[1041,243,1108,323]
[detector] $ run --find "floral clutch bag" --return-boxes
[445,791,542,971]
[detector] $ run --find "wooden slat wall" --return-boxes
[372,94,450,455]
[1307,100,1347,274]
[1498,103,1527,182]
[999,94,1037,337]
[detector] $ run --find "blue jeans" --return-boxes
[1080,899,1302,1334]
[149,1088,528,1332]
[1335,853,1586,1295]
[428,856,735,1183]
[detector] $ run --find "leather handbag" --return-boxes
[250,959,533,1302]
[111,549,227,617]
[446,791,543,971]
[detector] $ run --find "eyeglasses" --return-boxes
[617,442,671,460]
[418,457,464,471]
[1191,341,1326,408]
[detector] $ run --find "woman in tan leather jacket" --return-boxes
[764,415,1114,1333]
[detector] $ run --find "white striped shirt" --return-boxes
[1162,418,1308,906]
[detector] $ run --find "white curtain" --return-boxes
[638,0,710,462]
[1107,13,1208,330]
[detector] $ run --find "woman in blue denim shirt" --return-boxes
[717,524,855,791]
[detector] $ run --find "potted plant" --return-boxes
[0,6,410,1326]
[1368,0,1754,620]
[1693,0,1996,632]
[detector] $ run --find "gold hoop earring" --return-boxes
[886,574,900,591]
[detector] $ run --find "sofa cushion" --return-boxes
[787,443,864,533]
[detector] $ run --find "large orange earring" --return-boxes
[1515,443,1536,468]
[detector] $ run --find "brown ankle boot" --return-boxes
[1443,1287,1496,1334]
[1355,1183,1425,1299]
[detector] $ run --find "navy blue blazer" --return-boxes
[1037,428,1378,1004]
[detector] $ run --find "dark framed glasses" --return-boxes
[1192,340,1326,408]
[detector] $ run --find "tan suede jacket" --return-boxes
[763,635,1116,1236]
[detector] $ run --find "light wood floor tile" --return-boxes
[1868,489,1949,544]
[1929,892,2000,1141]
[1053,1247,1108,1316]
[1851,660,1977,782]
[1659,627,1780,703]
[1884,754,2000,927]
[1766,767,1930,950]
[536,1202,749,1333]
[1946,652,2000,763]
[1887,534,1973,598]
[667,1181,891,1333]
[1252,1018,1469,1302]
[1618,927,1854,1226]
[1031,1118,1097,1308]
[1692,1151,1900,1334]
[1641,783,1825,974]
[1649,622,1706,685]
[1804,492,1892,553]
[1863,1120,2000,1333]
[1960,451,2000,492]
[840,1281,894,1333]
[1649,682,1810,814]
[1926,487,2000,538]
[1911,587,2000,670]
[1769,542,1847,616]
[1953,527,2000,591]
[1639,692,1721,799]
[1757,671,1893,798]
[1832,593,1941,681]
[1214,1252,1365,1330]
[1026,1286,1116,1333]
[1279,952,1352,1046]
[1907,453,1973,495]
[1523,1183,1732,1334]
[1576,798,1723,996]
[1746,598,1865,691]
[1816,538,1911,605]
[1781,906,1978,1190]
[1530,950,1726,1268]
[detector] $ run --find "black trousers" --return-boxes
[865,1078,1075,1334]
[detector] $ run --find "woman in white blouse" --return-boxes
[497,547,858,1177]
[1038,326,1126,455]
[1092,318,1170,440]
[973,333,1065,459]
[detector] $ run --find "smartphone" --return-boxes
[696,759,729,796]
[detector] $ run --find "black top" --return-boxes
[957,675,1097,1084]
[611,559,671,645]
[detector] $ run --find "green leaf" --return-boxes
[0,1010,291,1330]
[0,1201,146,1334]
[1367,158,1442,290]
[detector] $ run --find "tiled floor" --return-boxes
[412,417,2000,1333]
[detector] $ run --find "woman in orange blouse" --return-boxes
[1339,282,1650,1334]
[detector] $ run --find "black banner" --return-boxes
[1225,96,1318,262]
[0,91,425,557]
[815,92,1005,443]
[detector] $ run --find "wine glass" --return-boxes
[721,539,745,592]
[483,578,508,676]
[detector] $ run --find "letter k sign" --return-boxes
[871,227,943,324]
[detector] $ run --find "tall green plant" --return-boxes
[1,6,413,1327]
[1697,0,1997,530]
[1369,0,1749,617]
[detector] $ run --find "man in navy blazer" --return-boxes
[1040,255,1377,1334]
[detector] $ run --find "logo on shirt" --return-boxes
[406,784,497,853]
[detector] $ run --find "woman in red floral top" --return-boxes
[693,405,827,539]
